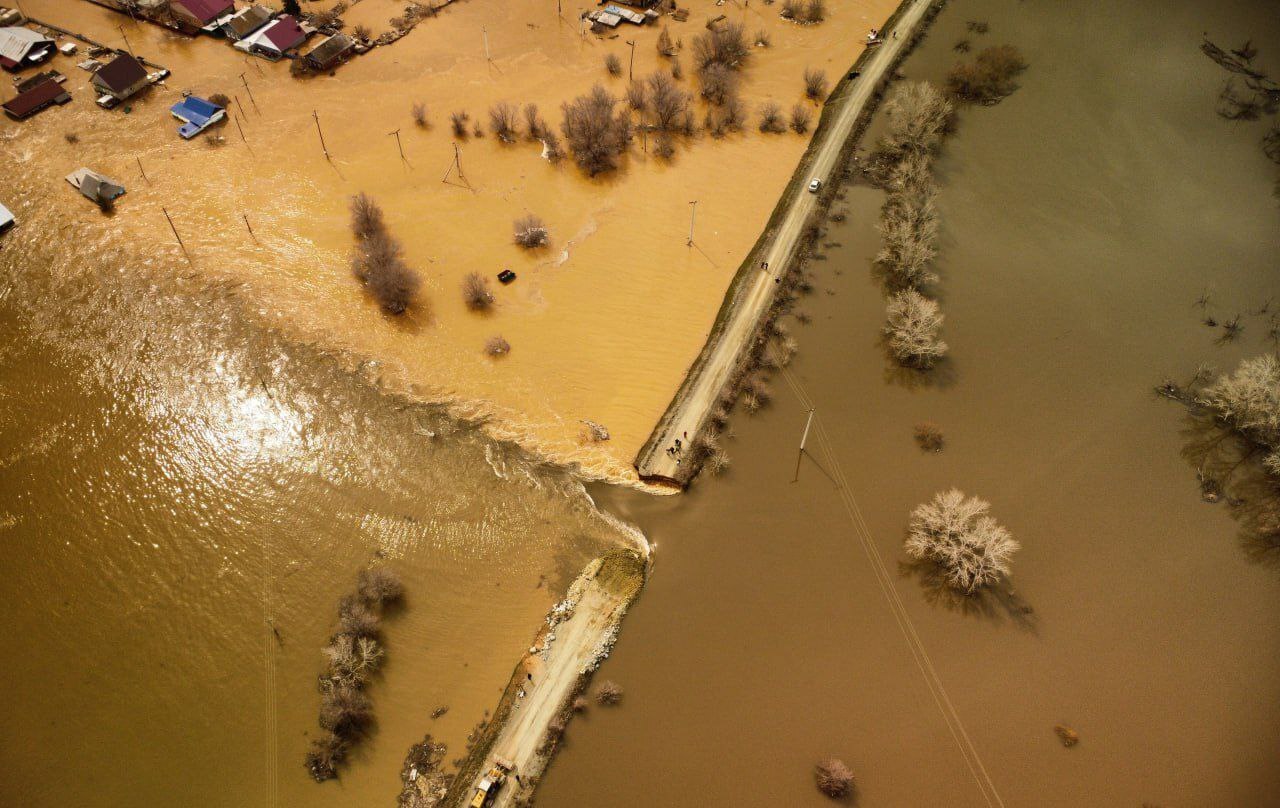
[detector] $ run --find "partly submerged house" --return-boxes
[169,94,225,138]
[66,168,127,208]
[219,4,272,40]
[0,26,55,72]
[303,33,354,71]
[2,76,69,119]
[92,53,149,103]
[234,14,305,60]
[168,0,236,33]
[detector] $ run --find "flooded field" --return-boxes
[538,0,1280,805]
[0,214,636,805]
[3,0,896,479]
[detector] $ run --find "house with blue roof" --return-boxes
[170,95,226,139]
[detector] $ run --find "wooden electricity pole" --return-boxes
[388,128,405,160]
[118,25,135,58]
[243,213,256,242]
[136,156,149,184]
[482,26,490,60]
[792,408,815,483]
[161,206,190,263]
[626,39,636,81]
[240,73,259,113]
[312,110,329,159]
[687,200,698,246]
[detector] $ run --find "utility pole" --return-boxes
[136,156,149,184]
[687,200,698,246]
[626,39,636,81]
[442,142,464,183]
[243,213,256,242]
[792,408,815,483]
[161,207,190,263]
[240,73,259,114]
[118,24,135,58]
[388,128,405,161]
[312,109,329,159]
[482,26,490,61]
[234,115,248,145]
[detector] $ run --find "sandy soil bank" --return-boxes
[2,0,897,483]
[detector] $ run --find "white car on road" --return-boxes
[808,178,823,193]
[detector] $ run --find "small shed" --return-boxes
[169,94,225,138]
[304,33,354,71]
[2,77,70,119]
[92,53,149,101]
[0,202,14,233]
[66,168,126,207]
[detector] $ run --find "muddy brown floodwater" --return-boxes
[538,0,1280,806]
[0,221,641,806]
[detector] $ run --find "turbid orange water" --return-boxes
[4,0,896,481]
[537,0,1280,805]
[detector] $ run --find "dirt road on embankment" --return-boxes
[635,0,938,486]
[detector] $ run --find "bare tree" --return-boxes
[654,131,676,159]
[485,335,511,356]
[884,289,947,368]
[349,192,384,240]
[803,0,827,23]
[692,20,749,70]
[670,56,683,80]
[411,102,428,128]
[803,67,829,101]
[524,102,546,140]
[905,489,1018,593]
[699,63,738,105]
[626,81,648,112]
[758,101,786,133]
[648,71,690,131]
[947,45,1029,105]
[450,110,470,138]
[489,101,520,143]
[209,92,231,108]
[357,567,404,607]
[781,0,802,19]
[789,102,813,133]
[656,25,675,57]
[596,680,623,705]
[462,272,494,311]
[814,758,854,799]
[513,214,549,248]
[542,129,565,162]
[604,52,623,76]
[1197,354,1280,474]
[914,422,944,452]
[876,171,939,288]
[878,81,954,161]
[561,84,630,175]
[352,230,421,315]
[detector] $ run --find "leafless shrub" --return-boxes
[743,374,772,413]
[338,596,382,638]
[653,131,676,160]
[914,422,944,452]
[966,19,990,34]
[954,39,971,53]
[411,102,428,128]
[472,121,485,138]
[789,102,813,133]
[656,26,675,57]
[780,0,802,20]
[692,20,748,70]
[905,489,1018,592]
[722,94,746,130]
[699,62,737,105]
[626,81,648,112]
[350,192,384,241]
[450,110,470,138]
[803,67,829,101]
[648,71,690,131]
[560,84,630,175]
[572,696,589,712]
[754,28,771,47]
[947,44,1028,105]
[63,131,79,144]
[758,101,786,133]
[814,758,854,799]
[353,23,371,41]
[209,92,231,108]
[596,680,623,705]
[542,130,565,162]
[670,56,683,80]
[319,684,373,733]
[523,103,546,139]
[514,214,549,248]
[604,52,623,77]
[489,101,520,143]
[461,272,494,311]
[352,231,420,315]
[485,335,511,356]
[885,289,947,368]
[306,731,349,781]
[802,0,826,23]
[357,567,404,607]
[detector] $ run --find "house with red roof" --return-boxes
[169,0,236,33]
[234,14,307,60]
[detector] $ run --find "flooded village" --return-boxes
[2,0,1279,806]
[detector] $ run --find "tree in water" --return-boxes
[1196,354,1280,475]
[884,289,948,368]
[905,489,1019,593]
